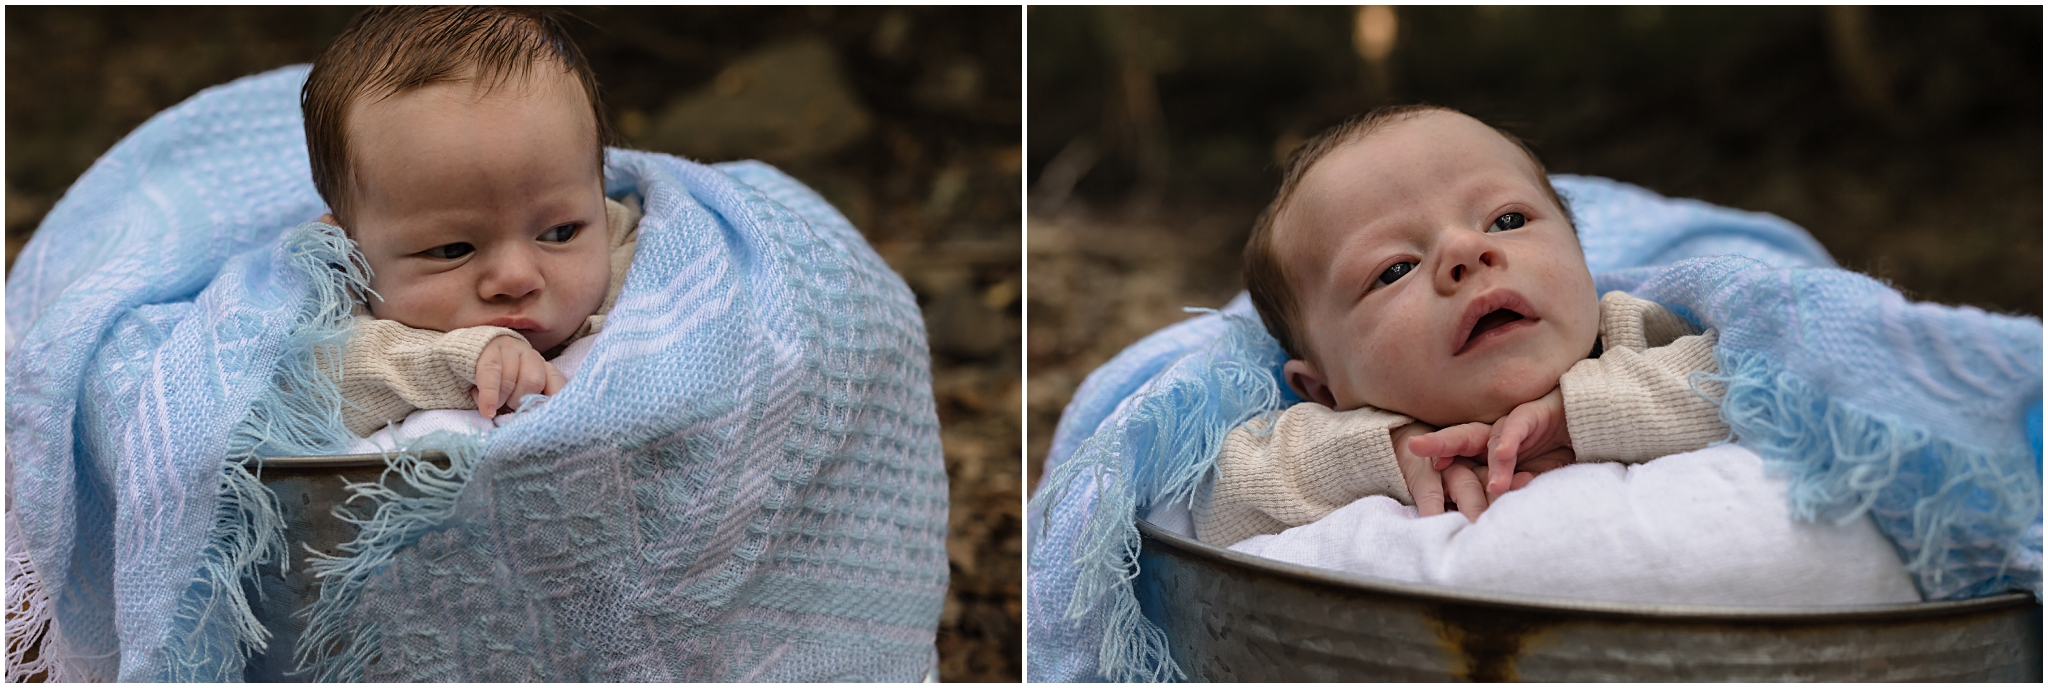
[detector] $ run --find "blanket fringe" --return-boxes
[1714,349,2043,600]
[155,462,290,680]
[226,222,371,460]
[1029,310,1285,681]
[292,430,485,682]
[151,222,371,679]
[7,517,95,682]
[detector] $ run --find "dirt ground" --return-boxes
[1027,6,2042,491]
[6,7,1020,681]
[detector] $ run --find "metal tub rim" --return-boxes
[1136,516,2036,623]
[242,450,451,469]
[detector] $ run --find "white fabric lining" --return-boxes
[1148,444,1922,607]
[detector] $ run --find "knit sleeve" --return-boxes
[1561,329,1728,464]
[329,315,522,437]
[1192,403,1414,548]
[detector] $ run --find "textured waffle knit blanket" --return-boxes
[5,65,948,682]
[1027,176,2042,681]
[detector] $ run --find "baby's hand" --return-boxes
[1439,457,1520,520]
[1484,388,1572,495]
[1390,421,1455,518]
[1408,414,1577,516]
[1405,424,1526,521]
[1438,449,1581,518]
[474,335,566,419]
[1393,422,1502,521]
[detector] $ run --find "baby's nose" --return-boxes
[1436,231,1501,287]
[479,248,545,300]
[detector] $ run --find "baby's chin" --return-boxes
[505,321,577,354]
[1487,369,1566,416]
[1394,370,1563,427]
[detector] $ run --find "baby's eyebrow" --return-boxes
[1322,241,1385,287]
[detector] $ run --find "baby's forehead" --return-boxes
[1292,127,1540,225]
[1276,126,1558,281]
[343,66,601,169]
[355,63,584,114]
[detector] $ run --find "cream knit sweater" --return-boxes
[328,196,642,437]
[1193,291,1728,547]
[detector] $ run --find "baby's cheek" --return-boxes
[358,261,399,314]
[571,247,613,311]
[365,284,450,331]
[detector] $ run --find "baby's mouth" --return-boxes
[1453,305,1534,355]
[1452,289,1540,355]
[1471,308,1526,340]
[485,316,546,334]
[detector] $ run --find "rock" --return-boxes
[646,37,874,163]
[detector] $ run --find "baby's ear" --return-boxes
[1283,359,1339,408]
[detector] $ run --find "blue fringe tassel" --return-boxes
[153,223,371,680]
[1030,310,1286,682]
[155,460,289,681]
[291,430,486,682]
[1713,349,2042,600]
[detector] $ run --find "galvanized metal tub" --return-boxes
[240,451,447,679]
[1134,518,2042,681]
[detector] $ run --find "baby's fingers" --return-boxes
[1443,462,1487,522]
[1406,466,1446,518]
[512,350,549,407]
[543,361,566,396]
[474,348,507,419]
[1485,423,1530,496]
[491,348,524,416]
[1408,422,1492,470]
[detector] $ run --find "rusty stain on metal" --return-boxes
[1427,603,1559,682]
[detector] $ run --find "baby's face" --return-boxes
[1277,111,1599,426]
[345,67,609,354]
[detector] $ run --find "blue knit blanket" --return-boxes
[1026,176,2042,681]
[6,65,949,681]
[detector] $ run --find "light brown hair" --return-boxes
[302,6,616,227]
[1243,104,1574,362]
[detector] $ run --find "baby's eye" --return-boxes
[539,223,581,243]
[1373,261,1416,289]
[1490,212,1526,232]
[422,242,474,260]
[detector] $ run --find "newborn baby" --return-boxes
[302,7,640,436]
[1195,106,1729,545]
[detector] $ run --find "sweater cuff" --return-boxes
[1195,403,1415,547]
[438,326,525,384]
[1297,408,1413,507]
[1562,332,1726,464]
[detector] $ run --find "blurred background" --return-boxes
[6,7,1020,681]
[1027,5,2042,490]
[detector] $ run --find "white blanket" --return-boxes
[345,334,599,454]
[1148,444,1922,607]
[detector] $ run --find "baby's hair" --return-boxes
[302,6,616,228]
[1243,104,1573,362]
